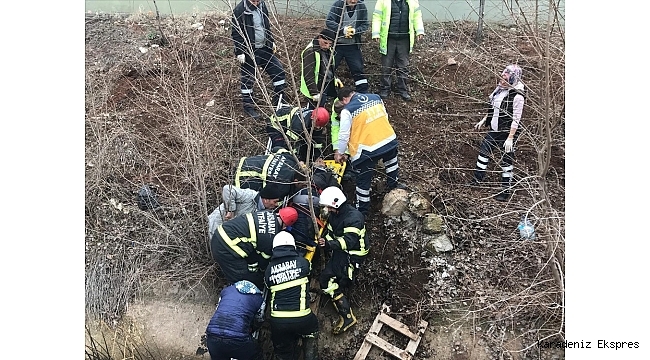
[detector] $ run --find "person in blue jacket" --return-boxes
[204,280,265,360]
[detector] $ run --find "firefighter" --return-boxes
[204,280,265,360]
[234,147,302,199]
[208,184,283,239]
[317,186,368,334]
[266,105,331,164]
[265,231,320,360]
[210,208,298,289]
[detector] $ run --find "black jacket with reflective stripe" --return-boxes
[217,210,280,267]
[267,106,327,163]
[323,203,369,260]
[235,149,299,198]
[264,246,313,318]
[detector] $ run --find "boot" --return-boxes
[302,334,319,360]
[494,189,511,202]
[272,93,289,108]
[332,294,357,335]
[243,105,260,119]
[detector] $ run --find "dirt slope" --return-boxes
[85,10,565,360]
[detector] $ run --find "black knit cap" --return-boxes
[319,28,336,42]
[259,184,281,199]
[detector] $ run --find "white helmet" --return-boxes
[319,186,346,208]
[272,231,296,248]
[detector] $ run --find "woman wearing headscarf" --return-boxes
[470,64,526,201]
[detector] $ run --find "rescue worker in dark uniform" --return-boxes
[317,186,368,334]
[326,0,370,93]
[235,147,302,199]
[470,64,526,201]
[301,28,340,108]
[266,105,331,164]
[204,280,265,360]
[265,231,320,360]
[210,208,298,289]
[231,0,287,118]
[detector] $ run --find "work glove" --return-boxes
[474,117,486,129]
[344,26,355,38]
[334,78,343,88]
[312,94,321,102]
[504,138,514,153]
[236,54,245,64]
[272,42,277,54]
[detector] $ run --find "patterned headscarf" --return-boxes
[490,64,523,100]
[502,64,522,86]
[234,280,262,294]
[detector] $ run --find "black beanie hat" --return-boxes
[319,28,336,42]
[259,184,281,199]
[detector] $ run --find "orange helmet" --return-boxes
[278,207,298,227]
[313,107,330,128]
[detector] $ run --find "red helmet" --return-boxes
[278,207,298,227]
[313,107,330,128]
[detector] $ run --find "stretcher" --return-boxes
[302,159,346,263]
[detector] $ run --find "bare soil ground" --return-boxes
[85,10,565,360]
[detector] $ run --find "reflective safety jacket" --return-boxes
[205,284,263,339]
[371,0,424,55]
[330,99,342,152]
[264,245,313,318]
[267,106,327,162]
[339,92,397,164]
[213,210,281,269]
[300,39,335,99]
[235,148,299,198]
[322,203,369,261]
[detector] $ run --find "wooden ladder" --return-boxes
[354,305,428,360]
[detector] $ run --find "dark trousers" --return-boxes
[380,37,410,95]
[241,46,286,109]
[334,44,368,93]
[267,127,288,150]
[473,131,515,190]
[319,251,358,298]
[270,314,320,360]
[206,334,262,360]
[210,234,264,289]
[307,80,339,109]
[352,146,399,215]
